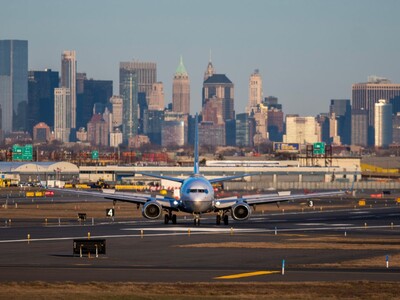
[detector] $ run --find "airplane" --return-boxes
[52,114,349,226]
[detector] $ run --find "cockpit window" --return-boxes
[187,189,209,194]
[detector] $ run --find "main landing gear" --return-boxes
[216,213,229,225]
[164,211,177,224]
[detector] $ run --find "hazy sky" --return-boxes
[1,0,400,116]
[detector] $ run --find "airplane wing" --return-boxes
[136,172,185,183]
[208,174,253,183]
[49,188,180,209]
[214,190,347,209]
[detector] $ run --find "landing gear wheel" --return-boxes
[194,218,200,226]
[223,215,229,225]
[172,214,177,224]
[216,215,221,225]
[164,214,170,224]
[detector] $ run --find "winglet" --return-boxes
[194,113,199,174]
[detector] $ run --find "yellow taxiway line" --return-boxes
[215,270,280,279]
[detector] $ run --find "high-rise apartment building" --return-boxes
[120,72,138,143]
[246,69,263,113]
[329,99,351,145]
[172,57,190,114]
[374,99,392,148]
[28,69,59,132]
[352,76,400,145]
[284,115,319,144]
[54,87,71,143]
[61,50,77,131]
[0,40,28,133]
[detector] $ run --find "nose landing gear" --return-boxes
[193,214,200,226]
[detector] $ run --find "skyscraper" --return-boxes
[148,82,165,111]
[119,60,156,102]
[28,69,59,131]
[374,99,392,148]
[61,51,77,131]
[236,113,255,147]
[250,103,269,145]
[54,87,71,143]
[329,99,351,145]
[172,56,190,114]
[202,74,234,122]
[120,71,138,143]
[76,78,113,129]
[352,76,400,145]
[0,40,28,133]
[109,95,123,129]
[120,60,156,136]
[246,69,263,113]
[351,109,368,147]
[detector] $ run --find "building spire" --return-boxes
[204,51,215,81]
[175,55,188,76]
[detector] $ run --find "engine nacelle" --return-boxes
[142,201,162,219]
[231,202,251,221]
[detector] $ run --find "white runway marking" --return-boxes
[296,223,354,227]
[121,227,258,233]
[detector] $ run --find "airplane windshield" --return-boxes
[187,189,209,194]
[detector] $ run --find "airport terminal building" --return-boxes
[1,157,398,190]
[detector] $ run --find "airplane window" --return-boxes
[205,189,209,194]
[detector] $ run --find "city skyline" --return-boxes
[1,0,399,117]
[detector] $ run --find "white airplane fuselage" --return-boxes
[179,175,215,214]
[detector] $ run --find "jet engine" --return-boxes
[142,201,162,219]
[231,202,251,221]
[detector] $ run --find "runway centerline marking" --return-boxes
[215,270,280,279]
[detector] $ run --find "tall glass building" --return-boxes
[61,51,77,131]
[120,72,138,144]
[0,40,28,133]
[374,99,392,148]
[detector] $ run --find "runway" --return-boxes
[1,199,400,282]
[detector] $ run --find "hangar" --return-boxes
[0,161,79,185]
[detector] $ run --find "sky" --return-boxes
[1,0,400,116]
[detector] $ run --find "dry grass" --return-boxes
[178,240,400,250]
[296,253,400,269]
[1,281,400,299]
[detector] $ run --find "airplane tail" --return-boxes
[194,113,199,175]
